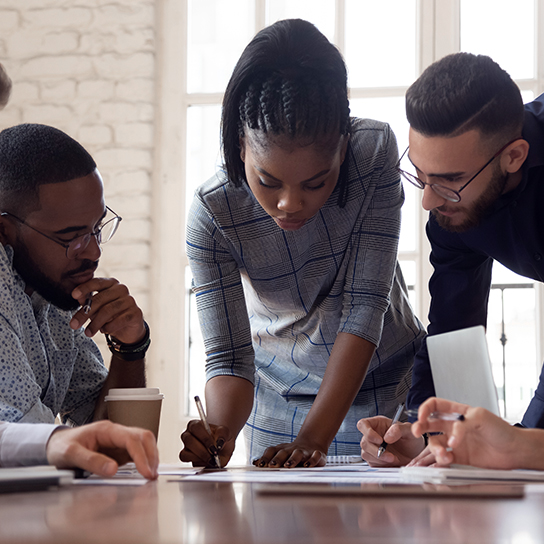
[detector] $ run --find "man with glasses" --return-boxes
[359,52,544,466]
[0,121,150,427]
[0,66,158,478]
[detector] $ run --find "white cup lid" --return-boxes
[104,387,164,402]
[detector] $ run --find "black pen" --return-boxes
[194,395,221,468]
[377,403,404,458]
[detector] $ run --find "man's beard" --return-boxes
[11,237,97,311]
[431,163,509,233]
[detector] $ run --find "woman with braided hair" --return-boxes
[180,19,425,468]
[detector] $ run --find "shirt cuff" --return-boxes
[0,423,65,467]
[521,393,544,429]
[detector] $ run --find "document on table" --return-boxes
[72,464,201,486]
[176,465,404,485]
[401,465,544,484]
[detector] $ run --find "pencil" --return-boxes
[194,395,221,468]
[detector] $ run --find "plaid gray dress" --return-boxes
[187,118,426,460]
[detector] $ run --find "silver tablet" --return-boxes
[427,325,500,416]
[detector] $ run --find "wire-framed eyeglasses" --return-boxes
[396,139,519,203]
[0,206,122,259]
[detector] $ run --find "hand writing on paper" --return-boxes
[358,415,425,467]
[179,420,235,468]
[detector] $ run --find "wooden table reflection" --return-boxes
[0,476,543,543]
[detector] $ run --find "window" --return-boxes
[183,1,424,426]
[458,0,543,421]
[166,1,544,443]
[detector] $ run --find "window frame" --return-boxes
[152,0,544,458]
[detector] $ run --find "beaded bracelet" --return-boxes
[106,321,151,361]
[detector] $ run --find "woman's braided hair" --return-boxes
[222,19,351,206]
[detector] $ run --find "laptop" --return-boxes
[426,325,500,416]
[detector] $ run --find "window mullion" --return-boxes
[256,0,266,31]
[536,0,544,95]
[417,0,435,72]
[433,0,460,60]
[334,0,345,53]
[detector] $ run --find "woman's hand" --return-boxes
[179,420,235,468]
[253,438,327,468]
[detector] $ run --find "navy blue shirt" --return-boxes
[406,93,544,428]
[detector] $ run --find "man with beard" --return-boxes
[358,52,544,466]
[0,65,159,479]
[0,120,150,426]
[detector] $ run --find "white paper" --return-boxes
[401,465,544,484]
[175,466,405,485]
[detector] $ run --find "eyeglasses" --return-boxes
[0,206,122,259]
[396,139,519,203]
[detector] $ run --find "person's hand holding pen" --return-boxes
[70,278,146,346]
[377,403,404,458]
[411,397,525,469]
[179,397,235,468]
[194,396,221,468]
[358,405,426,467]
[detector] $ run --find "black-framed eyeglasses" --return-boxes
[0,205,122,259]
[396,139,519,203]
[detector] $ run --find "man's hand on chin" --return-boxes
[70,277,146,344]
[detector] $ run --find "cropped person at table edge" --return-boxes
[412,397,544,471]
[0,420,158,479]
[179,19,425,468]
[0,122,150,425]
[359,52,544,466]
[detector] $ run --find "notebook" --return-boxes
[426,325,500,416]
[401,465,544,484]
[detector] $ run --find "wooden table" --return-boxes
[0,476,543,543]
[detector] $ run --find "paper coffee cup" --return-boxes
[105,388,164,439]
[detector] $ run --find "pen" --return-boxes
[377,403,404,458]
[83,295,92,315]
[404,408,465,421]
[194,395,221,468]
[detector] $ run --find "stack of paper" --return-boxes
[400,465,544,484]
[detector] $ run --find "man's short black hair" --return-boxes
[0,124,97,216]
[406,53,524,145]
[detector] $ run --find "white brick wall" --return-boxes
[0,0,189,463]
[0,0,155,318]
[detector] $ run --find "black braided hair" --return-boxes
[0,123,96,216]
[222,19,351,207]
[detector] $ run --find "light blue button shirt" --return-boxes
[0,245,107,425]
[0,421,58,466]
